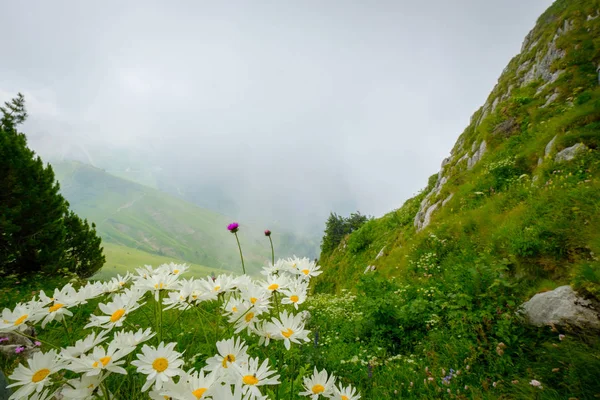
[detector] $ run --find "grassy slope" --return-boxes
[311,1,600,397]
[52,161,274,276]
[94,242,219,280]
[317,0,600,297]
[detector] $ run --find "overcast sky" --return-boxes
[0,0,554,231]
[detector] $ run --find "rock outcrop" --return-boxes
[555,143,588,163]
[521,286,600,330]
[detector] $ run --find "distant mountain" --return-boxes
[52,161,317,277]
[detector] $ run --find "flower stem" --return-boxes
[61,318,73,345]
[269,236,275,266]
[234,232,246,275]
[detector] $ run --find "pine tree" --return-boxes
[0,94,105,277]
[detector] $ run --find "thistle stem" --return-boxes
[234,232,246,275]
[269,236,275,266]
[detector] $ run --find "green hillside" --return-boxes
[317,0,600,296]
[311,0,600,397]
[52,161,279,276]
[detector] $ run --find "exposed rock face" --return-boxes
[521,286,600,330]
[545,135,558,157]
[519,20,570,89]
[414,155,455,231]
[468,141,487,170]
[555,143,588,162]
[375,246,385,260]
[0,329,40,359]
[541,91,560,108]
[492,118,518,138]
[441,193,454,207]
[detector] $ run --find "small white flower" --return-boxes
[300,367,336,399]
[331,383,361,400]
[61,374,105,399]
[66,342,129,376]
[162,369,218,399]
[7,349,63,399]
[131,342,185,392]
[270,310,311,350]
[113,327,156,348]
[280,281,308,310]
[85,290,144,331]
[205,337,249,376]
[59,331,109,360]
[0,303,36,332]
[233,357,280,399]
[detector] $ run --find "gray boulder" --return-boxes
[555,143,588,163]
[521,285,600,330]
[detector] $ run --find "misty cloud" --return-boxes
[0,0,553,234]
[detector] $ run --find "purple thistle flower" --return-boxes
[15,346,25,354]
[34,341,42,347]
[227,222,239,233]
[0,337,9,343]
[264,229,271,237]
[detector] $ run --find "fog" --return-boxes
[0,0,554,235]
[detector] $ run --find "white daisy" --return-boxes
[162,369,218,399]
[300,367,336,399]
[84,290,144,331]
[60,374,105,399]
[59,330,109,360]
[263,275,290,293]
[66,342,129,376]
[112,327,156,348]
[103,273,132,293]
[33,285,79,328]
[251,321,278,347]
[228,302,261,334]
[7,349,63,399]
[131,341,185,392]
[233,357,280,399]
[157,262,189,277]
[0,303,36,332]
[270,311,311,350]
[137,272,180,301]
[205,337,249,375]
[331,383,361,400]
[280,281,308,310]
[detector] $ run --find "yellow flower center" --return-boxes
[152,357,169,372]
[213,286,221,292]
[110,309,126,323]
[292,263,297,269]
[342,396,349,400]
[49,303,64,313]
[154,283,164,289]
[312,384,325,394]
[192,388,207,398]
[282,328,294,338]
[243,375,259,385]
[173,269,179,274]
[14,314,28,326]
[290,295,299,303]
[100,356,111,366]
[302,269,310,275]
[222,354,235,368]
[268,284,279,291]
[245,312,255,322]
[232,306,238,312]
[31,368,50,383]
[250,297,257,304]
